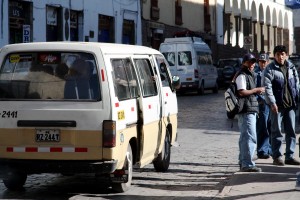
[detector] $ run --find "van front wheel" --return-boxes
[3,170,27,190]
[153,130,171,172]
[111,145,133,193]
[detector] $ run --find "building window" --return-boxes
[9,0,33,44]
[204,0,211,32]
[70,10,83,41]
[150,0,160,20]
[46,6,63,41]
[98,15,115,43]
[175,0,182,25]
[122,19,135,44]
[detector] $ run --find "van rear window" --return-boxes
[0,52,100,101]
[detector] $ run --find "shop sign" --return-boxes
[9,5,24,18]
[23,25,30,43]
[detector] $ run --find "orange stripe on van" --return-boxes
[101,69,105,81]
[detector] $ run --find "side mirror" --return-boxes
[172,76,180,90]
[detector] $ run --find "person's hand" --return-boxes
[256,87,265,95]
[271,103,278,114]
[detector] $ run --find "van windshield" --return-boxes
[0,52,100,101]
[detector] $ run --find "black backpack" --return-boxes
[224,72,246,119]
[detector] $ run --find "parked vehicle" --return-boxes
[217,58,242,87]
[0,42,180,192]
[159,37,218,94]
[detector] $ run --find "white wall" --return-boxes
[0,0,142,47]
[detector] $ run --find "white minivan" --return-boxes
[159,37,218,94]
[0,42,180,192]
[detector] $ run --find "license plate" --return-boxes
[36,129,60,142]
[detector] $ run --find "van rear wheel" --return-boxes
[153,130,171,172]
[111,145,133,193]
[212,82,218,93]
[3,169,27,190]
[197,82,204,95]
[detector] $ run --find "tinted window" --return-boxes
[162,52,175,66]
[178,51,192,66]
[155,54,172,88]
[134,59,157,97]
[111,59,138,101]
[0,52,100,100]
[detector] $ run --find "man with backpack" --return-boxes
[236,53,265,172]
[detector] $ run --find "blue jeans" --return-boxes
[237,113,257,168]
[256,102,272,156]
[269,107,297,160]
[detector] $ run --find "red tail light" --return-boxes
[103,120,116,147]
[194,69,199,78]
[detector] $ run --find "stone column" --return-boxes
[226,13,231,45]
[252,21,258,53]
[235,15,239,47]
[273,26,277,47]
[260,22,264,53]
[267,24,270,53]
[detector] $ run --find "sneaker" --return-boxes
[273,157,285,166]
[240,166,262,172]
[285,158,300,165]
[258,154,270,159]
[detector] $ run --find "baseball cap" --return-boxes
[273,45,287,55]
[242,53,256,63]
[259,53,269,61]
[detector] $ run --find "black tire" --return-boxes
[3,170,27,190]
[112,145,133,193]
[197,81,204,95]
[212,82,219,93]
[153,130,171,172]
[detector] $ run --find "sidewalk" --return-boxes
[218,135,300,200]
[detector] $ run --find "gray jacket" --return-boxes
[262,60,299,108]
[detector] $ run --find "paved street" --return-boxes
[1,90,298,199]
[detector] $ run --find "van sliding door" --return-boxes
[132,56,161,167]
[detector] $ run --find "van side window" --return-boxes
[207,54,212,64]
[155,55,172,88]
[197,52,207,65]
[134,59,158,97]
[111,59,138,101]
[162,52,175,66]
[178,51,192,66]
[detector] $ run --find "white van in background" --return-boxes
[0,42,180,192]
[159,37,218,94]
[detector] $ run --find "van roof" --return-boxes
[1,42,161,55]
[160,37,211,53]
[163,37,204,44]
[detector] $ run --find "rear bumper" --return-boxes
[177,81,199,91]
[0,159,117,177]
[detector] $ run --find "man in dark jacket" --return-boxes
[263,45,300,166]
[236,53,265,172]
[255,53,272,159]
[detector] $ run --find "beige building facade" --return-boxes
[142,0,295,61]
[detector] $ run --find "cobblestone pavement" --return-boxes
[0,90,244,199]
